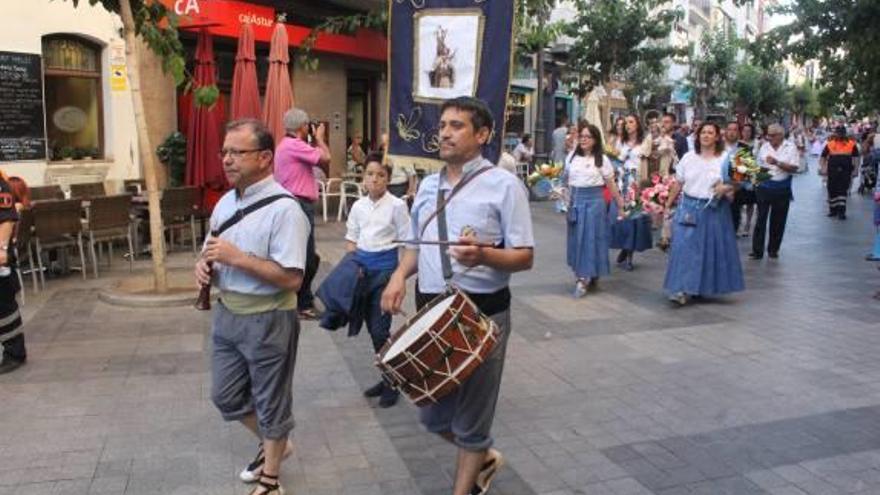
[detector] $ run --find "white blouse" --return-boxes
[566,154,614,188]
[345,192,411,252]
[675,151,726,199]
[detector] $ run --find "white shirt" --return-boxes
[675,151,726,199]
[873,133,880,150]
[389,161,415,186]
[513,143,533,163]
[566,154,613,188]
[345,192,411,252]
[757,140,802,181]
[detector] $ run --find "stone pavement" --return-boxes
[1,168,879,495]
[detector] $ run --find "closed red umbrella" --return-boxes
[185,28,227,211]
[230,22,261,120]
[262,22,294,142]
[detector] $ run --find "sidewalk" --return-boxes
[1,170,879,495]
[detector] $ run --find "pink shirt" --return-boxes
[274,136,322,201]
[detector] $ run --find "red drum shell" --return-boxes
[375,290,498,406]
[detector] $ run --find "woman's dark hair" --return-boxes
[741,123,755,141]
[440,96,494,134]
[364,152,392,177]
[693,122,724,155]
[609,117,625,137]
[521,133,531,144]
[7,176,30,208]
[621,113,644,144]
[574,122,605,166]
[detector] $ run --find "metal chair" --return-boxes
[161,187,199,255]
[124,179,146,195]
[14,208,39,297]
[30,185,65,201]
[84,194,135,277]
[70,182,106,199]
[31,199,88,285]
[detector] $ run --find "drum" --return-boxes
[376,290,499,406]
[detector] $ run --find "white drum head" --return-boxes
[382,293,457,364]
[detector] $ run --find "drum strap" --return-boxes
[419,165,493,282]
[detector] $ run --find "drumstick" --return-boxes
[393,239,495,248]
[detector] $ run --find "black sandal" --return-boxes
[250,472,283,495]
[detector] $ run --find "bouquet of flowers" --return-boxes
[604,143,623,167]
[621,181,643,216]
[527,162,563,186]
[639,174,677,218]
[731,148,771,185]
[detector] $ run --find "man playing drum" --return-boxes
[381,97,534,495]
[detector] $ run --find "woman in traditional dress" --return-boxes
[663,122,744,306]
[564,123,625,297]
[607,117,626,150]
[611,114,653,271]
[0,174,26,374]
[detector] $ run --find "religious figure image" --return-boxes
[413,11,482,102]
[429,26,456,88]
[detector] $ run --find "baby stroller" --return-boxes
[858,150,879,195]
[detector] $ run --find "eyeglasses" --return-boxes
[218,148,264,160]
[579,134,594,140]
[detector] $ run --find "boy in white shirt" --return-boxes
[345,153,411,407]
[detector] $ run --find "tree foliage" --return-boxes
[731,63,790,122]
[687,27,738,118]
[751,0,880,114]
[66,0,185,86]
[623,60,670,114]
[563,0,682,91]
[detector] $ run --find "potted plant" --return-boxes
[156,132,187,187]
[71,147,86,160]
[59,146,74,160]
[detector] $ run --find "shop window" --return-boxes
[42,35,104,161]
[505,92,527,137]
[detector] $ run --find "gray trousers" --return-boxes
[419,309,511,451]
[210,303,300,440]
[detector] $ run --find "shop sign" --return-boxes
[110,65,128,92]
[157,0,386,62]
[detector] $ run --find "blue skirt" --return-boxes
[608,203,653,252]
[663,195,745,296]
[566,186,610,279]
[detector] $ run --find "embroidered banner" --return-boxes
[387,0,515,169]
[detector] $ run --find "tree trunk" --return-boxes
[119,0,168,292]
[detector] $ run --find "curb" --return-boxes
[98,287,202,308]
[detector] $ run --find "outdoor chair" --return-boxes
[14,208,39,298]
[318,178,344,223]
[339,180,365,221]
[160,187,200,255]
[30,199,88,286]
[124,179,146,195]
[30,185,65,202]
[70,182,107,199]
[84,194,135,277]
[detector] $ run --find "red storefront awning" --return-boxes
[160,0,387,62]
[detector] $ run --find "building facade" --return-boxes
[0,0,387,188]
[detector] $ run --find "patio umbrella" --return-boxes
[185,28,227,211]
[230,22,261,120]
[262,22,294,142]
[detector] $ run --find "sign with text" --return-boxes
[158,0,386,62]
[0,51,46,162]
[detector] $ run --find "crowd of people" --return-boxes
[540,112,880,305]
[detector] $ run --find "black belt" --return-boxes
[415,284,511,316]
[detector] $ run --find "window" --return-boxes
[42,35,103,161]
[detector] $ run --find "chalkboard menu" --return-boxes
[0,51,47,161]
